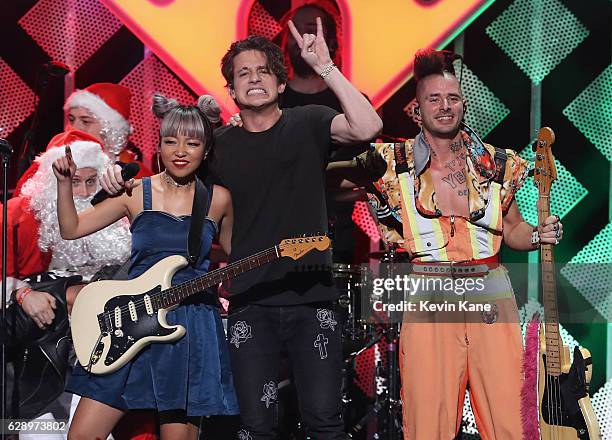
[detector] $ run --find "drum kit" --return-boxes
[332,247,407,440]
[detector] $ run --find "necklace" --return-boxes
[163,170,194,188]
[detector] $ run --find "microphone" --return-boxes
[91,162,140,206]
[0,139,13,157]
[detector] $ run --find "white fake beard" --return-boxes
[37,195,132,281]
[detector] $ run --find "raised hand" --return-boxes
[288,16,333,74]
[52,145,77,183]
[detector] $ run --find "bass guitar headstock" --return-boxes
[532,127,557,197]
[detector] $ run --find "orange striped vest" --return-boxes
[395,142,504,263]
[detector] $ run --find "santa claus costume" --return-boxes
[3,130,142,440]
[14,82,151,196]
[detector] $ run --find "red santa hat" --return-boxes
[36,129,109,174]
[63,83,132,138]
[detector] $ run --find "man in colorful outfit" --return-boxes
[340,48,564,439]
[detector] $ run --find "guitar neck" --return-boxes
[538,195,562,376]
[153,246,280,310]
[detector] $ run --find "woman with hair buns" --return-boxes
[52,94,239,439]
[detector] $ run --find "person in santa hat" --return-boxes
[2,129,133,439]
[4,129,131,318]
[14,82,152,196]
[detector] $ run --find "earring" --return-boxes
[414,106,421,116]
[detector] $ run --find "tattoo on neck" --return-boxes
[444,159,457,171]
[450,141,462,153]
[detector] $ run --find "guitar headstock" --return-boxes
[278,235,331,260]
[533,127,556,197]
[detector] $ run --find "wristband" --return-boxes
[16,287,32,306]
[319,63,337,79]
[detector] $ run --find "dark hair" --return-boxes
[279,3,341,72]
[413,48,457,82]
[152,93,220,155]
[221,35,288,88]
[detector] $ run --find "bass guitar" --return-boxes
[71,235,330,374]
[534,128,601,439]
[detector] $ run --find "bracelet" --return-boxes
[319,63,337,79]
[16,287,32,306]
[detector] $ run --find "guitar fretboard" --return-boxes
[150,246,279,310]
[538,197,562,376]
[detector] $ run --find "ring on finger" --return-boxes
[555,229,560,239]
[554,238,559,245]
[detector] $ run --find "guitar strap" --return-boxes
[187,177,211,265]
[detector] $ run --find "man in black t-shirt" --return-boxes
[211,26,381,439]
[279,3,369,264]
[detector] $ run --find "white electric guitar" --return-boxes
[71,235,330,374]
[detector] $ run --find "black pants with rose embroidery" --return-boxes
[227,302,344,440]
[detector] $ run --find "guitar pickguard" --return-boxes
[540,351,591,439]
[96,285,176,367]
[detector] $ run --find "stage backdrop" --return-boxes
[1,0,610,437]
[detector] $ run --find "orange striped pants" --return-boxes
[399,299,523,440]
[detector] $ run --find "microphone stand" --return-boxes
[17,62,69,178]
[1,139,14,437]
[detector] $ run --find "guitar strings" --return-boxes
[100,247,278,323]
[105,247,276,319]
[539,201,562,438]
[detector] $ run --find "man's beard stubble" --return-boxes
[289,47,316,79]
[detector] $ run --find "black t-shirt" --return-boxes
[281,85,343,112]
[209,105,339,306]
[280,86,366,160]
[280,85,369,263]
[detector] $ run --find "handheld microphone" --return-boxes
[91,162,140,206]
